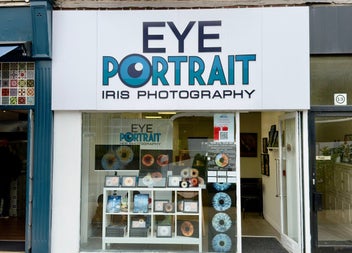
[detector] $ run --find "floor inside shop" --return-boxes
[242,212,279,237]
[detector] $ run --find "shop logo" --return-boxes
[119,124,161,143]
[102,21,256,88]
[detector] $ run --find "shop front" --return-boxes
[309,6,352,253]
[51,7,309,253]
[0,2,52,253]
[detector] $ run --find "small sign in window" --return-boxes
[334,93,347,105]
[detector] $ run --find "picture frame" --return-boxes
[131,217,147,228]
[137,175,153,187]
[261,153,270,176]
[133,194,149,213]
[95,144,140,171]
[153,177,167,188]
[163,202,174,213]
[121,176,136,187]
[156,225,172,237]
[240,133,258,157]
[183,200,198,213]
[168,176,182,187]
[105,176,120,187]
[154,200,169,212]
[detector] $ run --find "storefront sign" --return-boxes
[52,7,309,110]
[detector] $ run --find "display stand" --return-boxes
[102,187,202,251]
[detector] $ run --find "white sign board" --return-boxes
[52,7,309,111]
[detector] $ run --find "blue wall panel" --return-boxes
[0,7,32,42]
[32,60,52,253]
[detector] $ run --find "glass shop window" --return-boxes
[80,112,237,252]
[311,56,352,106]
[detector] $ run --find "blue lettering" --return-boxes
[102,56,118,85]
[168,56,187,85]
[152,56,169,85]
[189,56,205,85]
[208,55,226,85]
[235,54,256,85]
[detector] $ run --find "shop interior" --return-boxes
[80,111,288,252]
[0,110,27,250]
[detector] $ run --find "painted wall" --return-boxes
[240,112,262,178]
[261,111,283,232]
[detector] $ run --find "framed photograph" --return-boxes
[138,174,153,187]
[153,177,167,188]
[133,194,149,213]
[157,225,172,237]
[240,133,258,157]
[154,200,169,212]
[95,144,140,171]
[168,176,182,187]
[163,202,174,213]
[105,176,120,187]
[183,200,198,213]
[131,217,147,228]
[121,176,136,187]
[261,153,270,176]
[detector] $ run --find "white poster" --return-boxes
[213,113,235,142]
[95,119,173,171]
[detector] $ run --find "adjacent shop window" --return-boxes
[80,112,237,252]
[311,56,352,106]
[0,62,35,105]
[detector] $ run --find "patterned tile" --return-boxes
[0,62,35,105]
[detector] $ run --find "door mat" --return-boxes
[0,241,25,251]
[242,237,288,253]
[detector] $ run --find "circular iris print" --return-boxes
[212,192,232,211]
[212,212,232,233]
[211,233,232,252]
[118,54,152,88]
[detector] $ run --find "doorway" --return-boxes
[0,110,28,251]
[241,112,304,253]
[310,110,352,253]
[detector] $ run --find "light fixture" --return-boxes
[158,112,177,115]
[145,116,162,119]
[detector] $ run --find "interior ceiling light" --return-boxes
[145,116,162,119]
[158,112,177,115]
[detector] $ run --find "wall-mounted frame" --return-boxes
[95,144,140,171]
[261,153,270,176]
[240,133,258,157]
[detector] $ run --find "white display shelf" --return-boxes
[102,187,202,251]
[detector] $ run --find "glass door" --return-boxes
[312,112,352,251]
[279,112,303,253]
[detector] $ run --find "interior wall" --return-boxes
[261,111,283,232]
[240,112,262,178]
